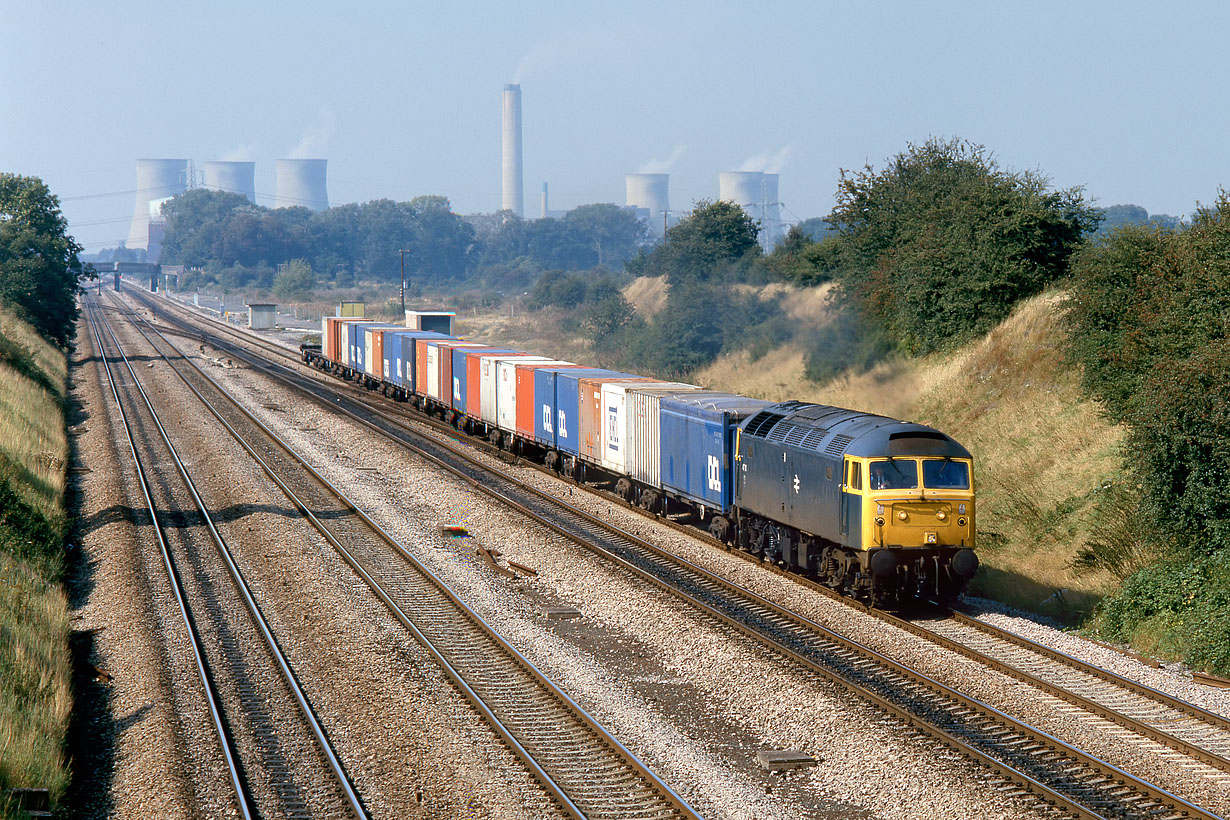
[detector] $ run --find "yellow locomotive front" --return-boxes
[844,454,978,602]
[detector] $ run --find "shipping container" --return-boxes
[599,381,695,475]
[322,317,366,364]
[382,330,448,389]
[531,367,625,448]
[659,392,772,512]
[497,358,571,433]
[627,386,709,488]
[361,324,404,378]
[345,320,383,368]
[481,355,552,426]
[467,350,532,419]
[514,361,581,439]
[554,371,640,457]
[425,340,482,402]
[575,376,658,463]
[399,332,448,395]
[453,346,517,413]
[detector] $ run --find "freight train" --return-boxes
[303,317,979,606]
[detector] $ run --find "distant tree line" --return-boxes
[157,190,648,291]
[0,173,88,347]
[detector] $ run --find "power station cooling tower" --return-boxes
[760,173,782,250]
[274,159,329,210]
[127,159,188,250]
[502,84,523,216]
[626,173,670,234]
[204,161,256,203]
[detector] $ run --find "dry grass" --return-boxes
[622,275,669,320]
[0,307,71,813]
[911,292,1125,615]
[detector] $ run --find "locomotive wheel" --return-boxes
[615,477,635,502]
[709,516,731,543]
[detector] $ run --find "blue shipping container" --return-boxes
[533,367,615,448]
[659,393,772,513]
[384,330,448,389]
[396,331,450,393]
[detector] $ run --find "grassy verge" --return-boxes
[0,306,70,818]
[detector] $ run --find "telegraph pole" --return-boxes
[398,248,410,316]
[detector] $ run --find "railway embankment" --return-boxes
[0,307,71,819]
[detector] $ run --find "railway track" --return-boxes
[122,287,1230,819]
[85,297,367,819]
[106,291,702,820]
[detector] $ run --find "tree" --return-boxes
[826,137,1100,354]
[563,203,648,266]
[272,258,316,300]
[1067,192,1230,552]
[636,199,761,285]
[0,174,87,346]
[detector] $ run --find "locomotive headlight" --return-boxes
[936,511,948,521]
[875,516,885,527]
[958,517,967,527]
[897,510,908,521]
[959,503,966,515]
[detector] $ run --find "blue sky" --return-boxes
[4,0,1228,251]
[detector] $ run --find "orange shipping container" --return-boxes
[577,376,657,463]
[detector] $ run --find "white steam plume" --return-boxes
[288,109,336,159]
[636,144,686,174]
[219,142,257,162]
[737,145,794,173]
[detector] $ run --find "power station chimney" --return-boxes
[541,182,549,219]
[274,159,329,210]
[501,83,523,216]
[127,159,188,249]
[204,161,256,203]
[626,173,670,236]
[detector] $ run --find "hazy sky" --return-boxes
[4,1,1228,252]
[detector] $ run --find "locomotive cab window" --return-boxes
[923,459,970,490]
[868,459,918,490]
[847,461,862,491]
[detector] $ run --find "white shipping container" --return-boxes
[364,329,376,377]
[629,386,706,488]
[426,345,442,399]
[600,381,694,475]
[481,355,550,425]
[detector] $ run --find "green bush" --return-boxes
[825,137,1099,355]
[1090,549,1230,675]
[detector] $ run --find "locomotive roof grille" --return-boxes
[801,428,827,449]
[824,434,855,455]
[744,411,785,438]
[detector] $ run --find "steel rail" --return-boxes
[83,300,255,820]
[91,297,369,819]
[114,292,703,820]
